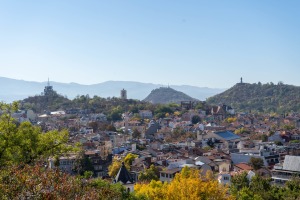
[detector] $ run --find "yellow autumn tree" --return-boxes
[134,167,233,200]
[108,153,138,177]
[134,180,167,200]
[173,111,181,117]
[108,158,122,177]
[225,117,237,123]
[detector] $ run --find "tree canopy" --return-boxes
[108,153,138,177]
[0,102,73,166]
[134,167,233,200]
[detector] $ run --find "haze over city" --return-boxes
[1,1,299,88]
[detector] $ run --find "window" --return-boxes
[224,176,229,180]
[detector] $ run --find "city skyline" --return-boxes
[1,1,299,88]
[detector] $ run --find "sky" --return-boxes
[0,0,299,88]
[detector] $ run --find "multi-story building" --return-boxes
[272,155,300,185]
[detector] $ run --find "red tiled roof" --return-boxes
[235,163,253,171]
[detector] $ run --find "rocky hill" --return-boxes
[207,82,300,113]
[143,87,197,104]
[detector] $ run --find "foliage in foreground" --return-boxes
[134,166,233,200]
[231,172,300,200]
[0,102,74,166]
[0,164,135,200]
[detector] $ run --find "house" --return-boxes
[48,154,77,175]
[159,168,181,183]
[218,172,231,185]
[218,161,231,173]
[232,144,279,167]
[203,130,240,150]
[85,151,112,177]
[139,110,153,119]
[268,131,284,143]
[234,163,253,172]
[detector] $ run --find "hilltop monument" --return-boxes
[43,78,55,96]
[120,88,127,100]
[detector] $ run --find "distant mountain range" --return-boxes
[207,82,300,113]
[143,87,197,104]
[0,77,225,102]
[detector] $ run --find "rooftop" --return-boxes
[215,131,240,141]
[282,155,300,172]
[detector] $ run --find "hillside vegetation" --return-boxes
[207,82,300,113]
[143,87,197,104]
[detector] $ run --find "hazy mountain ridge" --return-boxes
[207,82,300,113]
[0,77,225,102]
[143,87,197,104]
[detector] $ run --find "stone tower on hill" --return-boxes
[120,88,127,100]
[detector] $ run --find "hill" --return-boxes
[143,87,197,104]
[0,77,225,102]
[207,82,300,113]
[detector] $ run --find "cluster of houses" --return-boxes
[12,90,300,191]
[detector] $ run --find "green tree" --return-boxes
[191,115,201,124]
[109,106,123,121]
[132,128,141,139]
[138,164,159,182]
[73,153,94,176]
[249,175,271,199]
[249,157,264,170]
[230,172,249,195]
[0,102,73,166]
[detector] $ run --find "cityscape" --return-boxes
[0,1,300,199]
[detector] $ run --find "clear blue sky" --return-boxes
[0,0,299,88]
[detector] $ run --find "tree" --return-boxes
[138,165,159,182]
[283,124,295,131]
[108,153,138,177]
[109,106,123,121]
[249,175,271,198]
[173,111,181,117]
[106,124,117,132]
[249,157,264,170]
[132,128,141,139]
[124,153,138,167]
[230,172,249,195]
[0,102,73,166]
[108,159,122,177]
[88,121,99,132]
[191,115,201,124]
[73,152,94,176]
[135,167,233,200]
[0,164,136,200]
[225,117,237,123]
[274,141,283,146]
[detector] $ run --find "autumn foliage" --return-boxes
[0,164,132,200]
[134,167,233,200]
